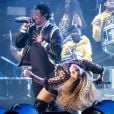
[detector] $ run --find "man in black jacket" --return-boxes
[15,4,63,109]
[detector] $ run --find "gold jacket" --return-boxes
[61,35,92,61]
[91,11,112,42]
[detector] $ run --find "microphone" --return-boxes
[15,16,32,23]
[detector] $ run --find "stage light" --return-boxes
[0,107,6,114]
[82,100,114,114]
[6,103,38,114]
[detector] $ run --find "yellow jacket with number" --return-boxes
[61,35,92,61]
[91,11,112,42]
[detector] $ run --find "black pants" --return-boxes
[30,44,55,98]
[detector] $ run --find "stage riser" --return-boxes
[0,77,35,109]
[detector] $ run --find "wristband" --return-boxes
[20,26,28,33]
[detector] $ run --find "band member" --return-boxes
[59,0,83,38]
[61,25,92,62]
[24,59,104,113]
[15,4,63,99]
[91,0,114,41]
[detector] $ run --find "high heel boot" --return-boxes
[34,99,48,114]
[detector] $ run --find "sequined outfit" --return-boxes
[44,59,104,94]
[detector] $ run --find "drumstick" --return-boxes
[1,56,17,66]
[9,30,13,46]
[98,3,102,15]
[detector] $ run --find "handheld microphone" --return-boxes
[15,16,32,23]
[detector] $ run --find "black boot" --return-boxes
[48,101,58,111]
[34,99,48,114]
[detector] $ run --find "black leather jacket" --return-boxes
[15,21,63,66]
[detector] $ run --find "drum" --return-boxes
[102,16,114,55]
[95,66,114,100]
[0,77,34,110]
[0,77,32,99]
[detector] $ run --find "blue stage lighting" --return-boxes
[9,103,38,114]
[82,100,114,114]
[0,107,6,114]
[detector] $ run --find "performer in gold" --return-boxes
[59,0,83,38]
[91,0,114,42]
[61,25,92,62]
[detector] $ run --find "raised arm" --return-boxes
[23,65,70,88]
[24,70,45,86]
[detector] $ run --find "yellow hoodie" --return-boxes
[61,35,92,61]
